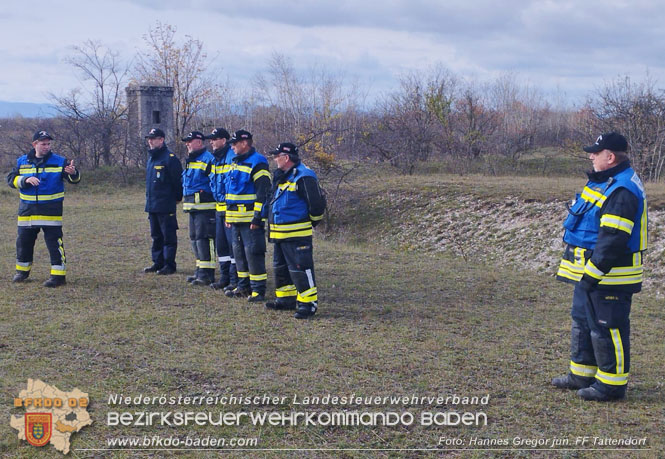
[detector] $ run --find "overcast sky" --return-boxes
[2,0,665,106]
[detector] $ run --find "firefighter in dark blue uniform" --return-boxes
[224,130,271,302]
[205,128,238,292]
[7,130,80,287]
[265,143,326,319]
[143,128,183,275]
[552,132,648,402]
[181,131,216,286]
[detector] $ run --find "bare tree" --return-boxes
[589,74,665,181]
[0,118,57,168]
[450,81,498,163]
[197,76,237,129]
[50,40,129,167]
[363,71,447,174]
[424,66,458,158]
[252,53,307,147]
[489,74,549,161]
[250,53,363,227]
[134,22,217,156]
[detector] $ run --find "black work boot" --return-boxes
[12,271,30,283]
[551,374,593,390]
[156,266,176,275]
[577,386,625,402]
[295,303,317,319]
[192,277,212,286]
[143,264,162,273]
[191,274,211,286]
[226,287,251,298]
[44,275,66,288]
[187,269,200,283]
[247,292,266,303]
[191,269,214,286]
[265,301,296,311]
[210,279,229,290]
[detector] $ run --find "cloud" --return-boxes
[2,0,665,105]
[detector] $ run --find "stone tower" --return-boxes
[126,84,174,153]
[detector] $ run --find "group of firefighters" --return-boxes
[6,128,649,398]
[7,127,326,320]
[143,127,326,320]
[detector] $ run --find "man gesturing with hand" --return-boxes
[7,130,80,287]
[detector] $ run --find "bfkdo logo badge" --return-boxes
[25,413,52,447]
[11,379,92,454]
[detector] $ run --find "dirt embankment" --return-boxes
[363,192,665,296]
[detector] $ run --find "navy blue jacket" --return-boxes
[268,161,325,240]
[556,161,647,293]
[145,144,183,213]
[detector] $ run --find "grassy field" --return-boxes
[0,169,663,458]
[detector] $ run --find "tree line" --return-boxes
[2,22,665,183]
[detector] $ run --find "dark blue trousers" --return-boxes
[148,212,178,270]
[231,223,266,295]
[188,210,216,280]
[215,211,237,287]
[568,284,631,398]
[16,225,66,276]
[272,238,317,309]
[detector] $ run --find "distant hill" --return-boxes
[0,100,57,118]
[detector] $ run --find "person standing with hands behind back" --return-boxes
[7,130,80,287]
[181,130,217,286]
[224,130,271,302]
[143,128,183,275]
[206,127,238,293]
